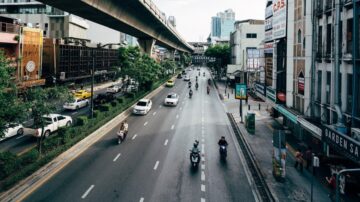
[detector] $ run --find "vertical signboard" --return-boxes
[235,83,247,100]
[272,0,287,39]
[298,72,305,95]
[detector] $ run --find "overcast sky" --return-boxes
[152,0,266,42]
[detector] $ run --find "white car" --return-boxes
[106,85,122,93]
[164,93,179,106]
[183,75,190,81]
[133,99,152,115]
[0,123,24,141]
[63,98,89,110]
[27,114,73,138]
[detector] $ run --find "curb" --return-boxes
[0,79,169,202]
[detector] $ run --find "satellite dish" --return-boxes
[26,61,35,72]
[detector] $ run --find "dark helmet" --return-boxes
[193,143,198,147]
[221,136,225,139]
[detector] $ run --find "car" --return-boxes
[177,74,183,79]
[94,93,115,106]
[106,84,122,93]
[74,90,92,99]
[125,84,138,93]
[63,98,89,110]
[0,123,24,141]
[197,67,200,71]
[183,75,190,81]
[182,70,186,75]
[27,114,72,138]
[164,93,179,106]
[133,99,152,115]
[166,79,175,87]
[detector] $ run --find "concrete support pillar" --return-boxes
[168,49,175,61]
[138,38,156,57]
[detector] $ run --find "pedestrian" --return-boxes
[326,173,337,200]
[305,146,312,170]
[294,149,303,172]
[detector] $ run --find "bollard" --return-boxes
[259,103,261,110]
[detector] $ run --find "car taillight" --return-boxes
[35,130,39,136]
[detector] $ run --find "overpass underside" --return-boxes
[39,0,193,54]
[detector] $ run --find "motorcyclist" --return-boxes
[203,72,205,77]
[195,82,199,90]
[218,136,228,146]
[196,76,198,81]
[188,81,192,88]
[189,89,193,98]
[198,72,200,76]
[117,120,129,143]
[207,85,210,94]
[191,140,200,153]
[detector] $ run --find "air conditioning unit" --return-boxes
[351,128,360,142]
[23,75,29,81]
[60,72,66,80]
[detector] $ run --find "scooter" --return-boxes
[189,91,193,99]
[195,83,199,90]
[117,131,125,144]
[207,87,210,95]
[219,145,227,160]
[190,150,200,168]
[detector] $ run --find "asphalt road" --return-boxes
[24,67,256,202]
[0,84,121,155]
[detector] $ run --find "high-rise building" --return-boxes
[168,16,176,27]
[210,9,235,41]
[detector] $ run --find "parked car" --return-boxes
[27,114,72,138]
[74,90,92,99]
[133,99,152,115]
[166,79,175,87]
[125,84,138,93]
[177,74,183,79]
[182,70,186,75]
[183,75,190,81]
[106,84,122,93]
[63,98,89,110]
[164,93,179,106]
[0,123,24,141]
[94,93,115,106]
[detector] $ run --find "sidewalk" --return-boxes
[215,80,330,202]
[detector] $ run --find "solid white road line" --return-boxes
[144,122,148,126]
[139,197,144,202]
[71,112,78,115]
[201,198,206,202]
[153,112,157,116]
[81,185,95,199]
[201,184,206,192]
[164,139,168,146]
[132,134,138,140]
[113,153,121,162]
[171,125,175,130]
[201,171,205,181]
[153,161,160,170]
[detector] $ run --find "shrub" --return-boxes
[111,101,117,107]
[126,92,135,99]
[99,104,111,112]
[77,116,88,126]
[116,97,124,104]
[93,110,100,118]
[20,149,39,165]
[0,152,20,180]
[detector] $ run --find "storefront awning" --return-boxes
[274,105,298,124]
[298,118,322,140]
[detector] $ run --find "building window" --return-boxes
[326,71,331,104]
[346,18,353,54]
[318,26,322,55]
[246,33,257,38]
[317,71,322,102]
[303,37,306,49]
[347,73,353,113]
[326,24,332,56]
[304,0,306,16]
[298,29,302,43]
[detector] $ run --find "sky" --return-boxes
[152,0,266,42]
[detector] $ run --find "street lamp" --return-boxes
[89,43,121,118]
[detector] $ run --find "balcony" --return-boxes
[343,53,353,63]
[325,0,333,14]
[344,0,353,8]
[316,52,323,61]
[316,1,324,16]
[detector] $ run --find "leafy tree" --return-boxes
[22,86,72,154]
[205,44,231,78]
[0,50,25,138]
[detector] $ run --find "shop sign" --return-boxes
[265,18,273,30]
[274,105,298,123]
[323,126,360,163]
[265,29,273,42]
[266,86,276,102]
[298,72,304,95]
[298,118,322,139]
[256,83,266,96]
[264,42,273,54]
[265,5,273,18]
[272,0,287,39]
[235,83,247,100]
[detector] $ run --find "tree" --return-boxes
[0,50,26,138]
[205,44,231,78]
[23,86,72,154]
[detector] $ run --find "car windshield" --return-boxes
[137,101,147,106]
[168,80,173,83]
[43,117,53,124]
[109,86,114,88]
[167,94,177,98]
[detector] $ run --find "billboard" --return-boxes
[272,0,287,39]
[265,29,273,42]
[235,83,247,100]
[265,18,273,30]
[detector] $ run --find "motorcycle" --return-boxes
[117,130,125,144]
[219,145,227,160]
[203,72,205,77]
[195,83,199,90]
[190,150,200,167]
[207,87,210,95]
[189,91,193,98]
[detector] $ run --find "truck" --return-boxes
[27,114,73,138]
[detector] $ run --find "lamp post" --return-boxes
[89,43,121,118]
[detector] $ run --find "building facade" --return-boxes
[210,9,235,40]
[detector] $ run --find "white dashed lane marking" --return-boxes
[164,139,168,146]
[81,185,95,199]
[201,164,205,170]
[201,198,206,202]
[201,171,205,181]
[201,184,206,192]
[113,153,121,162]
[176,114,179,119]
[153,161,160,170]
[139,197,144,202]
[171,125,175,130]
[132,134,138,140]
[144,122,148,126]
[153,112,157,116]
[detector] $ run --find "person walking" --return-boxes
[305,146,312,170]
[294,149,303,172]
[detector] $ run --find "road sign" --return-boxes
[235,83,247,100]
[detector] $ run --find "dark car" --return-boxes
[94,93,115,106]
[181,70,186,75]
[177,74,182,79]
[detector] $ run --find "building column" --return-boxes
[138,38,156,57]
